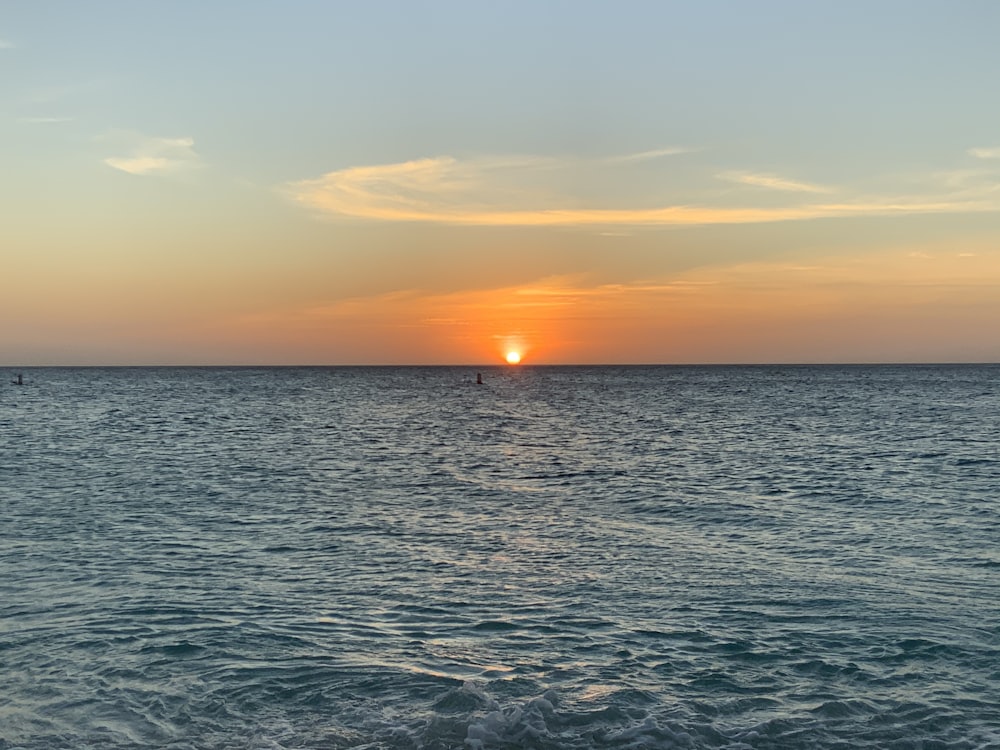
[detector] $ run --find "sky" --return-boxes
[3,0,1000,365]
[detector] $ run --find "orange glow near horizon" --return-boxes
[121,246,1000,366]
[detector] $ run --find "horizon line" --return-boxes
[5,361,998,369]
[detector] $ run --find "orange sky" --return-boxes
[3,4,1000,364]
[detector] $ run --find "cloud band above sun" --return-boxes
[287,153,999,228]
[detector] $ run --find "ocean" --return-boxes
[2,365,998,749]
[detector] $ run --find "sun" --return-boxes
[505,351,521,365]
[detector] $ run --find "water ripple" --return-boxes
[2,365,998,748]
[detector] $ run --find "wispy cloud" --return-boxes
[288,154,996,228]
[19,116,74,125]
[925,168,1000,202]
[606,147,692,164]
[104,135,200,175]
[288,156,559,222]
[968,146,1000,159]
[717,170,834,194]
[0,40,14,50]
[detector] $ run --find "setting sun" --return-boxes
[505,351,521,364]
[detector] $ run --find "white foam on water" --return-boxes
[465,690,557,749]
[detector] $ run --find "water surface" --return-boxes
[2,365,998,748]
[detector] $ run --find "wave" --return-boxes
[3,678,997,749]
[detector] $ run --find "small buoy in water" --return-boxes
[476,372,483,385]
[13,373,23,386]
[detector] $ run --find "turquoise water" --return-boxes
[2,365,998,749]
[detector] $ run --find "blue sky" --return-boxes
[4,1,1000,364]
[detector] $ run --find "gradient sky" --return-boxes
[4,1,1000,364]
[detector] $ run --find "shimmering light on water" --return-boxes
[2,365,998,749]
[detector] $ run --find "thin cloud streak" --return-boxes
[968,146,1000,159]
[606,147,692,163]
[104,135,200,175]
[19,116,75,124]
[718,170,834,194]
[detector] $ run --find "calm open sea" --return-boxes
[2,365,998,749]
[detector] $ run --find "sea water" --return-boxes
[1,365,998,749]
